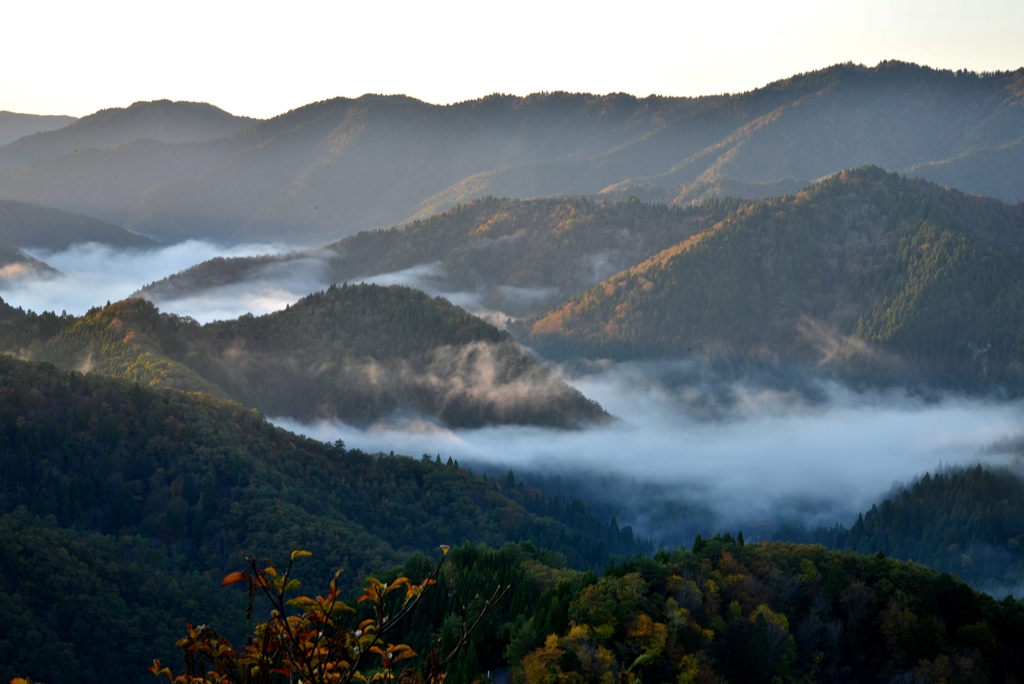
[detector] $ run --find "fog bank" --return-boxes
[1,242,292,319]
[272,361,1024,545]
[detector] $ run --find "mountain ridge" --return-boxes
[522,166,1024,390]
[2,61,1022,243]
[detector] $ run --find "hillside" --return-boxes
[0,111,77,147]
[0,100,255,172]
[0,200,158,249]
[0,353,638,683]
[0,241,59,278]
[779,465,1024,589]
[525,167,1024,389]
[501,538,1024,683]
[0,62,1021,243]
[0,284,607,428]
[137,196,742,317]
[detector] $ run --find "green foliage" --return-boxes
[526,167,1024,390]
[0,354,642,683]
[513,540,1024,683]
[0,283,607,428]
[0,509,246,684]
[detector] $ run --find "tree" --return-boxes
[150,546,507,684]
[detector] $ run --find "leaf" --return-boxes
[628,653,652,672]
[291,549,313,561]
[221,571,247,587]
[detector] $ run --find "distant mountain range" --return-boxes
[0,200,157,250]
[0,111,76,147]
[0,100,254,171]
[0,284,606,428]
[0,61,1021,244]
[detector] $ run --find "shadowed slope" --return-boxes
[0,284,607,428]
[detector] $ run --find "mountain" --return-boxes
[524,167,1024,390]
[778,465,1024,591]
[0,111,77,147]
[0,284,607,428]
[0,200,158,249]
[137,196,743,317]
[1,62,1021,244]
[0,100,255,172]
[0,241,59,279]
[0,352,639,683]
[503,538,1024,683]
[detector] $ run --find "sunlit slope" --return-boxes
[0,200,158,249]
[0,100,255,171]
[138,196,743,316]
[526,167,1024,388]
[0,284,606,428]
[1,62,1022,243]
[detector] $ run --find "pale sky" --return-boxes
[3,0,1024,119]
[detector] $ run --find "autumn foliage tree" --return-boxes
[150,546,506,684]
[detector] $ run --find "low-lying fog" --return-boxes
[4,243,1023,551]
[273,361,1024,546]
[1,244,526,325]
[2,242,296,320]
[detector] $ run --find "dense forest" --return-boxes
[0,351,647,682]
[777,466,1024,590]
[1,62,1022,243]
[495,538,1024,683]
[139,196,743,317]
[188,537,1024,684]
[526,167,1024,390]
[0,284,607,428]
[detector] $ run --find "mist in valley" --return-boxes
[272,360,1024,548]
[0,241,298,320]
[7,242,1024,557]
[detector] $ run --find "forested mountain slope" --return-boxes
[0,200,157,249]
[138,196,743,317]
[1,62,1021,244]
[0,353,637,682]
[525,167,1024,389]
[502,539,1024,683]
[0,100,255,171]
[780,465,1024,589]
[0,284,606,428]
[0,241,58,278]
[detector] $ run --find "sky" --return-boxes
[3,0,1024,119]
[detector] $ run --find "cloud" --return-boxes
[0,241,295,319]
[271,360,1024,545]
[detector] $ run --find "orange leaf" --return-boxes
[221,571,247,587]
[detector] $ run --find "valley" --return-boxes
[1,59,1024,683]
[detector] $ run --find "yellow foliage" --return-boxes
[749,604,789,632]
[628,614,667,659]
[676,654,700,684]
